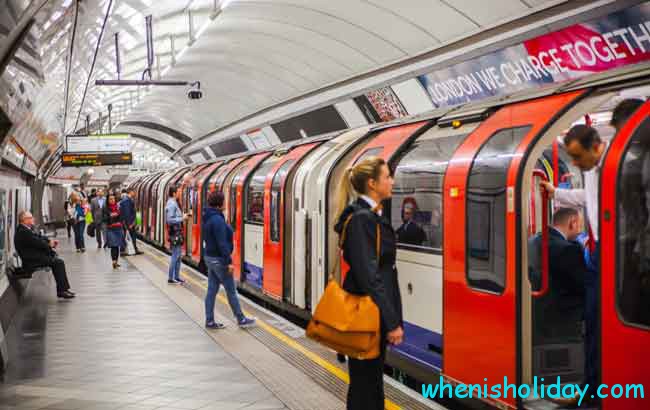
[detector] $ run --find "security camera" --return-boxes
[188,81,202,100]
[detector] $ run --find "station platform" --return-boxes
[0,232,440,410]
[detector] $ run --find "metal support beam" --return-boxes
[187,9,195,46]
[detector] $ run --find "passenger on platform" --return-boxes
[14,211,75,299]
[63,200,73,238]
[103,193,125,269]
[202,191,256,329]
[89,188,97,201]
[70,193,86,252]
[528,208,586,344]
[540,124,605,405]
[74,184,87,200]
[119,188,142,255]
[396,202,426,246]
[166,186,189,284]
[334,156,403,410]
[90,189,107,249]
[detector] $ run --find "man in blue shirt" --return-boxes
[202,191,255,329]
[166,186,188,284]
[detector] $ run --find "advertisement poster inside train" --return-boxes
[418,2,650,108]
[364,87,409,122]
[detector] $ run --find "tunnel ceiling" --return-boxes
[1,0,570,180]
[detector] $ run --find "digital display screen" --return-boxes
[61,152,133,167]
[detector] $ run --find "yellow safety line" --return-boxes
[145,250,401,410]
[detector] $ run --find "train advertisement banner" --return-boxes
[418,2,650,108]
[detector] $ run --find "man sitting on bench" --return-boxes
[14,211,76,299]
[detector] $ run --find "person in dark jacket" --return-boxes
[396,202,426,246]
[14,211,75,299]
[202,191,255,329]
[333,156,403,410]
[119,188,142,255]
[529,207,586,344]
[103,193,125,269]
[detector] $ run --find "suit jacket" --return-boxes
[14,224,56,272]
[90,197,106,224]
[529,228,586,337]
[335,198,403,333]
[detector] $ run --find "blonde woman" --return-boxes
[333,156,403,410]
[70,193,86,252]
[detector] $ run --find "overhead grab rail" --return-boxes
[531,169,550,298]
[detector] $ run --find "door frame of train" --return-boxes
[599,100,650,410]
[443,90,584,410]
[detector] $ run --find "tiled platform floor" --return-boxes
[0,233,287,410]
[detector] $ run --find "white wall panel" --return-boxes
[334,100,368,128]
[392,79,435,115]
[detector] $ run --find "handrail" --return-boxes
[531,169,550,298]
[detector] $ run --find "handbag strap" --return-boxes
[329,206,381,283]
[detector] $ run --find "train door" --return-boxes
[227,153,270,281]
[328,121,429,284]
[190,162,223,266]
[443,91,582,409]
[264,143,319,300]
[184,164,209,257]
[599,101,650,410]
[241,154,279,289]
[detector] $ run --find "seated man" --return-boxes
[14,211,75,299]
[396,203,426,246]
[529,207,586,344]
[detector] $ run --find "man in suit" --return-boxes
[119,188,142,255]
[396,203,426,246]
[90,188,106,248]
[529,207,588,406]
[14,211,75,299]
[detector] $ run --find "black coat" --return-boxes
[14,224,56,272]
[396,220,426,246]
[335,198,403,333]
[529,227,586,341]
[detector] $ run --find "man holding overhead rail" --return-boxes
[540,124,605,407]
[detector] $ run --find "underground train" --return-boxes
[129,64,650,410]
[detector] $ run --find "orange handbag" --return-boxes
[306,213,381,360]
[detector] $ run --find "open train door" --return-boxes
[443,91,582,409]
[599,101,650,410]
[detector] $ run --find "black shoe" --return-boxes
[57,291,75,299]
[66,290,76,296]
[135,251,144,255]
[168,279,180,284]
[206,321,226,329]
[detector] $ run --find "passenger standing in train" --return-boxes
[70,193,86,252]
[103,193,125,269]
[202,191,256,329]
[540,124,605,405]
[334,156,403,410]
[166,186,188,284]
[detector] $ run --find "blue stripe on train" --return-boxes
[389,321,443,372]
[244,262,263,289]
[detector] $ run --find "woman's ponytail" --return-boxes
[336,167,355,221]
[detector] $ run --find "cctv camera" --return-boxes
[188,89,202,100]
[187,81,202,100]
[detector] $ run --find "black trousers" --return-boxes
[128,227,139,252]
[110,247,119,261]
[33,258,71,294]
[347,349,385,410]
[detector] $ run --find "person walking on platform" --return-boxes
[103,193,125,269]
[70,193,86,252]
[119,188,142,255]
[166,186,189,284]
[333,156,404,410]
[14,211,75,299]
[202,191,255,329]
[91,189,107,249]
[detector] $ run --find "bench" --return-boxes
[6,253,51,280]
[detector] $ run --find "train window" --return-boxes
[617,118,650,328]
[354,147,383,164]
[270,160,294,242]
[391,134,466,251]
[466,126,531,294]
[246,158,280,224]
[192,187,198,224]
